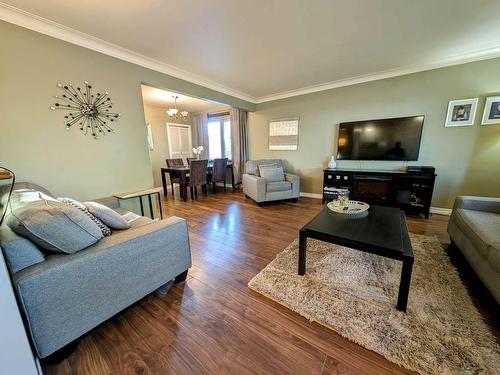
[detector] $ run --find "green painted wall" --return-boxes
[249,58,500,208]
[0,20,254,201]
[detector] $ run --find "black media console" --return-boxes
[322,168,437,219]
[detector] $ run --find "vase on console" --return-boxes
[328,156,337,169]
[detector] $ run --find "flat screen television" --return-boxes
[336,115,424,161]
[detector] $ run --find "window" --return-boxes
[269,118,299,150]
[208,115,232,160]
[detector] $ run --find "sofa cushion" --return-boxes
[0,227,45,273]
[453,209,500,258]
[6,197,103,254]
[113,207,153,229]
[259,164,285,183]
[84,202,130,230]
[266,181,292,193]
[489,244,500,272]
[58,198,111,236]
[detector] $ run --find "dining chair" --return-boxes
[166,158,185,194]
[186,157,197,167]
[211,158,228,193]
[187,160,208,199]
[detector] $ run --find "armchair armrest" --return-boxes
[453,196,500,214]
[243,174,266,202]
[285,173,300,198]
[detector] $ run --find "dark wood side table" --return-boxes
[298,205,414,312]
[113,187,163,220]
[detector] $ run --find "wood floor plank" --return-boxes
[43,190,497,374]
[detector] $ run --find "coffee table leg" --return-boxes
[298,230,307,275]
[397,257,413,312]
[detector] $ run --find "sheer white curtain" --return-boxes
[192,112,209,159]
[230,108,249,186]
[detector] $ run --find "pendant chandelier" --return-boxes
[166,96,189,122]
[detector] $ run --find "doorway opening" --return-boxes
[140,84,230,190]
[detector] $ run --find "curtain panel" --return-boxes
[230,108,249,186]
[192,112,209,159]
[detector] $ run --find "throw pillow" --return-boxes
[258,163,285,183]
[0,227,45,273]
[84,201,130,230]
[58,198,111,236]
[6,198,103,254]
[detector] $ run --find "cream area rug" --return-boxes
[248,234,500,374]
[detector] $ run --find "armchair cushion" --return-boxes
[267,181,292,193]
[259,164,285,183]
[452,208,500,258]
[245,159,283,176]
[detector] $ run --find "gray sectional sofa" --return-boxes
[448,196,500,303]
[0,182,191,359]
[242,159,300,205]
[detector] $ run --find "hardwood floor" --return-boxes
[44,191,498,375]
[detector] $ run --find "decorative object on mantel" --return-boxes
[444,98,478,127]
[167,96,189,122]
[481,95,500,125]
[192,146,204,160]
[269,117,299,150]
[0,166,15,226]
[50,81,120,139]
[328,155,337,169]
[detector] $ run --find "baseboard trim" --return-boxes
[430,207,452,216]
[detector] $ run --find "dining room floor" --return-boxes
[43,190,499,374]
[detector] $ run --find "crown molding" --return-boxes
[255,46,500,103]
[0,2,257,104]
[2,2,500,106]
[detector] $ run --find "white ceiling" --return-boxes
[2,0,500,103]
[141,85,229,113]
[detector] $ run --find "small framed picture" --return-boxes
[481,96,500,126]
[444,98,478,127]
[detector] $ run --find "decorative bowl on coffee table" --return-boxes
[327,200,369,215]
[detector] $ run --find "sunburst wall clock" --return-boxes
[50,81,121,139]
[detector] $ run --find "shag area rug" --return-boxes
[248,233,500,374]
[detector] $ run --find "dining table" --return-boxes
[161,160,235,201]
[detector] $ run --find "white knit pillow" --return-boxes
[84,201,130,230]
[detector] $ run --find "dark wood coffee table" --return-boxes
[298,205,414,312]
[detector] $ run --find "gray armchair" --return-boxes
[243,159,300,205]
[447,196,500,303]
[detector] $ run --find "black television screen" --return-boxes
[336,115,424,161]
